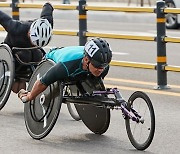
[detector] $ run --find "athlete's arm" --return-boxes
[40,62,68,86]
[40,2,54,28]
[27,80,47,101]
[0,10,17,32]
[20,62,68,102]
[0,10,29,35]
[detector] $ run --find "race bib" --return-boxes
[85,40,99,57]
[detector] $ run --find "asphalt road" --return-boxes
[0,6,180,154]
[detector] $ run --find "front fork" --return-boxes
[93,88,144,123]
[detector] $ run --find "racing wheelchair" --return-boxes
[0,43,80,119]
[0,44,45,110]
[24,59,155,151]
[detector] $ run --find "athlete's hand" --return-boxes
[18,89,29,103]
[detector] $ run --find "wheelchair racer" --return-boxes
[0,2,53,48]
[18,38,112,103]
[0,2,53,93]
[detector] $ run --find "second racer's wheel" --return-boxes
[0,44,15,110]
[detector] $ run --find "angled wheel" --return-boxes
[75,77,110,135]
[65,85,81,121]
[125,91,155,150]
[0,44,15,110]
[24,60,63,140]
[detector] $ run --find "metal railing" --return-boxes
[0,0,180,89]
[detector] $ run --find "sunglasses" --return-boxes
[90,61,108,69]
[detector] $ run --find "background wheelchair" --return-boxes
[24,59,155,151]
[0,43,45,110]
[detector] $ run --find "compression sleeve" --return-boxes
[40,62,68,86]
[0,10,17,32]
[40,3,54,28]
[0,10,30,35]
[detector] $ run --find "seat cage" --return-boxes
[12,46,46,65]
[12,46,46,81]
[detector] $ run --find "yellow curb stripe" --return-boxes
[86,32,155,41]
[157,18,166,23]
[85,6,154,13]
[157,56,166,62]
[105,77,180,89]
[110,60,155,69]
[106,84,180,97]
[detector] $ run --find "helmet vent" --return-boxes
[41,41,45,47]
[37,27,39,34]
[29,18,52,47]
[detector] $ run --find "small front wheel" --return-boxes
[125,91,155,150]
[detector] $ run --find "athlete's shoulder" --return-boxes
[60,46,85,62]
[46,46,85,63]
[49,46,84,52]
[62,46,84,51]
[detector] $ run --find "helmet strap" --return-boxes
[86,61,90,72]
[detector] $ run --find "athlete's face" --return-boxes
[83,56,104,77]
[89,62,104,77]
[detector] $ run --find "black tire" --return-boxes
[125,91,155,150]
[164,0,179,29]
[75,77,110,135]
[24,60,63,140]
[65,85,81,121]
[0,44,14,110]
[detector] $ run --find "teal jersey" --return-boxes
[41,46,88,86]
[45,46,84,63]
[40,46,109,86]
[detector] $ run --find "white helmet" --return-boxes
[29,18,52,47]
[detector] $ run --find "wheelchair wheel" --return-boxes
[0,44,14,110]
[75,77,110,135]
[24,60,63,140]
[65,85,81,121]
[125,91,155,150]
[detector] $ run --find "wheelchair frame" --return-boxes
[24,59,155,151]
